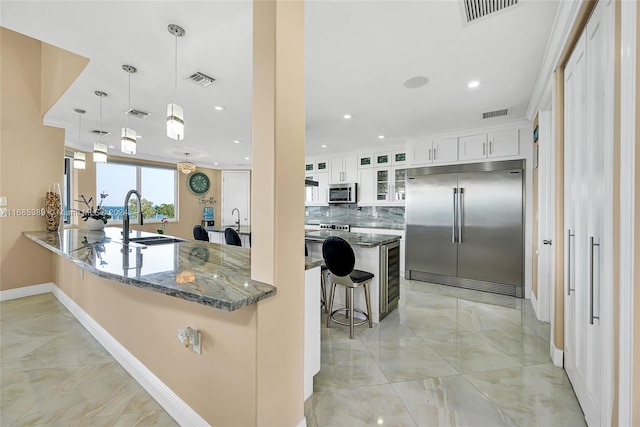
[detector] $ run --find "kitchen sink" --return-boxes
[128,236,186,245]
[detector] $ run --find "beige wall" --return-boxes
[72,152,221,241]
[0,28,87,291]
[53,256,258,425]
[252,1,306,425]
[632,3,640,424]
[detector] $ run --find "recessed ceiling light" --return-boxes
[214,162,219,165]
[321,144,328,148]
[234,140,240,144]
[343,114,352,119]
[135,134,143,139]
[108,145,115,149]
[214,106,225,111]
[467,80,480,88]
[378,135,385,139]
[244,157,250,160]
[403,76,429,89]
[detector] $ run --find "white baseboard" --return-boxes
[551,342,564,368]
[0,282,54,301]
[50,286,210,427]
[530,291,538,317]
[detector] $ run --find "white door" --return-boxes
[536,111,552,322]
[222,171,250,227]
[563,2,614,425]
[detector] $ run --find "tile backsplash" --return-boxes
[305,205,405,229]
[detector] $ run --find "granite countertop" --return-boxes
[305,221,404,231]
[24,228,275,311]
[304,230,401,248]
[205,225,251,235]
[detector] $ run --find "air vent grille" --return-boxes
[463,0,518,23]
[186,71,216,87]
[125,108,151,119]
[89,129,110,136]
[482,108,509,119]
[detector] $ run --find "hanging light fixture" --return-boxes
[121,65,137,155]
[93,91,108,163]
[73,108,86,169]
[177,153,196,175]
[167,24,185,140]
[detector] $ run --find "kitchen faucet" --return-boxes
[123,190,143,244]
[232,208,240,230]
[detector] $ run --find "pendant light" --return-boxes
[177,152,196,175]
[93,91,108,163]
[167,24,185,140]
[73,108,86,169]
[121,65,137,155]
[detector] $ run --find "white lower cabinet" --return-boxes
[304,266,321,400]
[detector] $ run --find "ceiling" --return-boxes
[0,1,559,169]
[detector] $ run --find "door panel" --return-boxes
[456,170,523,285]
[406,173,458,277]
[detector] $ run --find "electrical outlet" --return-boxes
[0,196,7,207]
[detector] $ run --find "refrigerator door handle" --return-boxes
[452,187,457,243]
[458,188,464,243]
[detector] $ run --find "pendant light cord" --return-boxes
[128,70,131,128]
[174,33,178,103]
[99,95,103,143]
[78,112,82,144]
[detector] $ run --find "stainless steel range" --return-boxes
[319,223,351,231]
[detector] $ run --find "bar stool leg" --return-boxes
[345,288,349,319]
[349,287,355,339]
[364,282,373,328]
[326,283,336,328]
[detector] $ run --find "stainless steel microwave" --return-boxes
[328,183,357,204]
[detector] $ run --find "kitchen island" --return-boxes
[305,229,402,323]
[24,227,276,310]
[23,227,324,420]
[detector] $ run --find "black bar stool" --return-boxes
[224,227,242,246]
[193,225,209,241]
[322,236,374,339]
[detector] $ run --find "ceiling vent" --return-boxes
[462,0,518,23]
[125,108,151,119]
[89,129,110,136]
[482,108,510,119]
[186,71,216,88]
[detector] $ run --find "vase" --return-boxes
[86,217,106,231]
[45,183,62,231]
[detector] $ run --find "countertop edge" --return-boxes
[23,231,277,311]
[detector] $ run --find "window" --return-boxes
[63,156,72,224]
[96,162,177,222]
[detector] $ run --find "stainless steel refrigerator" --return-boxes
[405,160,524,297]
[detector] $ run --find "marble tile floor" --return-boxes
[0,293,178,427]
[306,279,586,427]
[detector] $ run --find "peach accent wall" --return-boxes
[72,151,221,241]
[0,27,87,291]
[252,1,306,425]
[53,257,258,425]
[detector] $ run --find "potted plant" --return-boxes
[76,192,111,231]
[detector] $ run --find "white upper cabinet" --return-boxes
[392,150,407,165]
[358,153,374,169]
[458,134,488,160]
[459,130,519,161]
[357,168,375,205]
[487,129,519,158]
[329,155,358,183]
[410,138,458,165]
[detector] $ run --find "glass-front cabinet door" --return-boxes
[376,169,390,201]
[374,167,406,205]
[393,168,406,202]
